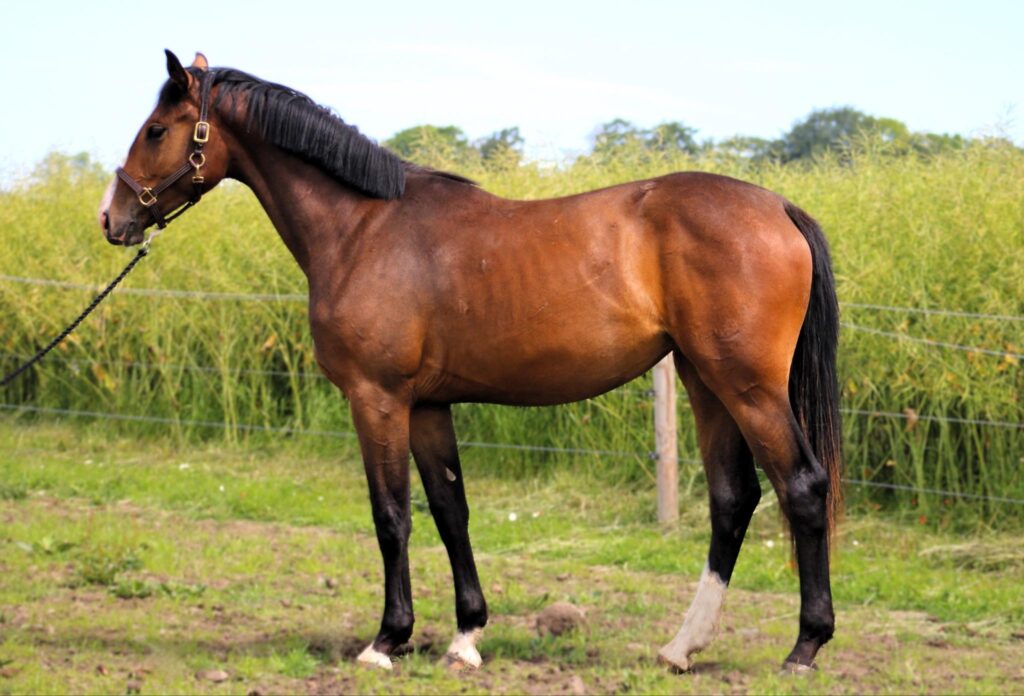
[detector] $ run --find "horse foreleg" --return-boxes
[410,403,488,669]
[351,392,414,670]
[659,358,760,671]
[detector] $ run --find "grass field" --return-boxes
[1,419,1022,694]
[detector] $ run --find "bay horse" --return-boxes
[99,50,842,674]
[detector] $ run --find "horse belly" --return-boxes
[430,316,670,406]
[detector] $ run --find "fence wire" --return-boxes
[2,402,1022,506]
[844,302,1024,323]
[842,322,1023,360]
[3,351,1020,430]
[3,273,1023,322]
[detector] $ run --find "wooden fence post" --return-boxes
[653,354,678,525]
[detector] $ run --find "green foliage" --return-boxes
[0,144,1022,525]
[73,543,146,587]
[592,118,702,162]
[383,124,525,171]
[383,124,476,165]
[777,107,971,163]
[0,481,29,500]
[477,126,524,165]
[110,578,154,599]
[110,578,207,600]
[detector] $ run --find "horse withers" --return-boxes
[100,50,842,673]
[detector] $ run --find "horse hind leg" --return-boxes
[658,354,761,672]
[700,369,835,671]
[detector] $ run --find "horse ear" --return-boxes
[165,49,191,91]
[191,52,209,71]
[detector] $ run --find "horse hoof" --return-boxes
[442,629,483,671]
[356,644,393,670]
[780,660,816,675]
[656,648,693,674]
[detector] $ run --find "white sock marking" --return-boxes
[356,643,393,670]
[658,565,727,670]
[445,628,483,668]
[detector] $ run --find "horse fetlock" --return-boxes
[378,615,415,649]
[799,609,835,645]
[456,594,488,631]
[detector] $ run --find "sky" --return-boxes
[0,0,1021,177]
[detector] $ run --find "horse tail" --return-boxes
[784,201,843,540]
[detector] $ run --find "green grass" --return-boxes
[0,421,1022,694]
[0,143,1022,525]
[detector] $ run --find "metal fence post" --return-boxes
[653,354,678,525]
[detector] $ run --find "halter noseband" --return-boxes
[116,71,214,230]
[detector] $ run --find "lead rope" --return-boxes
[0,235,156,388]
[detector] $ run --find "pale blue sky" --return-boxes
[1,0,1020,176]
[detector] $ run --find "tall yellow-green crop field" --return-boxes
[1,140,1021,525]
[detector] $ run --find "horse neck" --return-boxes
[225,134,376,276]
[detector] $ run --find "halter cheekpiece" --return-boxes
[116,71,215,229]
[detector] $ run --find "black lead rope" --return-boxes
[0,244,151,388]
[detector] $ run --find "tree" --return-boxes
[591,119,701,160]
[383,125,478,165]
[477,127,524,162]
[646,121,700,155]
[592,119,645,155]
[713,135,782,162]
[781,107,882,161]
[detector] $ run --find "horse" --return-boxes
[99,50,842,674]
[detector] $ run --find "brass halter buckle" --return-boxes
[193,121,210,143]
[138,188,158,207]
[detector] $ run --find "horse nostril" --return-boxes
[102,211,110,232]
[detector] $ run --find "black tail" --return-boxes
[784,201,843,539]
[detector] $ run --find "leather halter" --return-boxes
[116,71,214,229]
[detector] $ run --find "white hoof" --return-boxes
[356,643,393,670]
[657,642,694,673]
[781,661,817,675]
[443,629,483,670]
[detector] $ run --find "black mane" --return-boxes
[159,68,474,200]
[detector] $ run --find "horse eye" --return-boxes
[147,124,167,140]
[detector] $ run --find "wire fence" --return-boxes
[2,350,1019,430]
[3,272,1024,322]
[2,273,1022,507]
[842,323,1024,360]
[2,401,1022,507]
